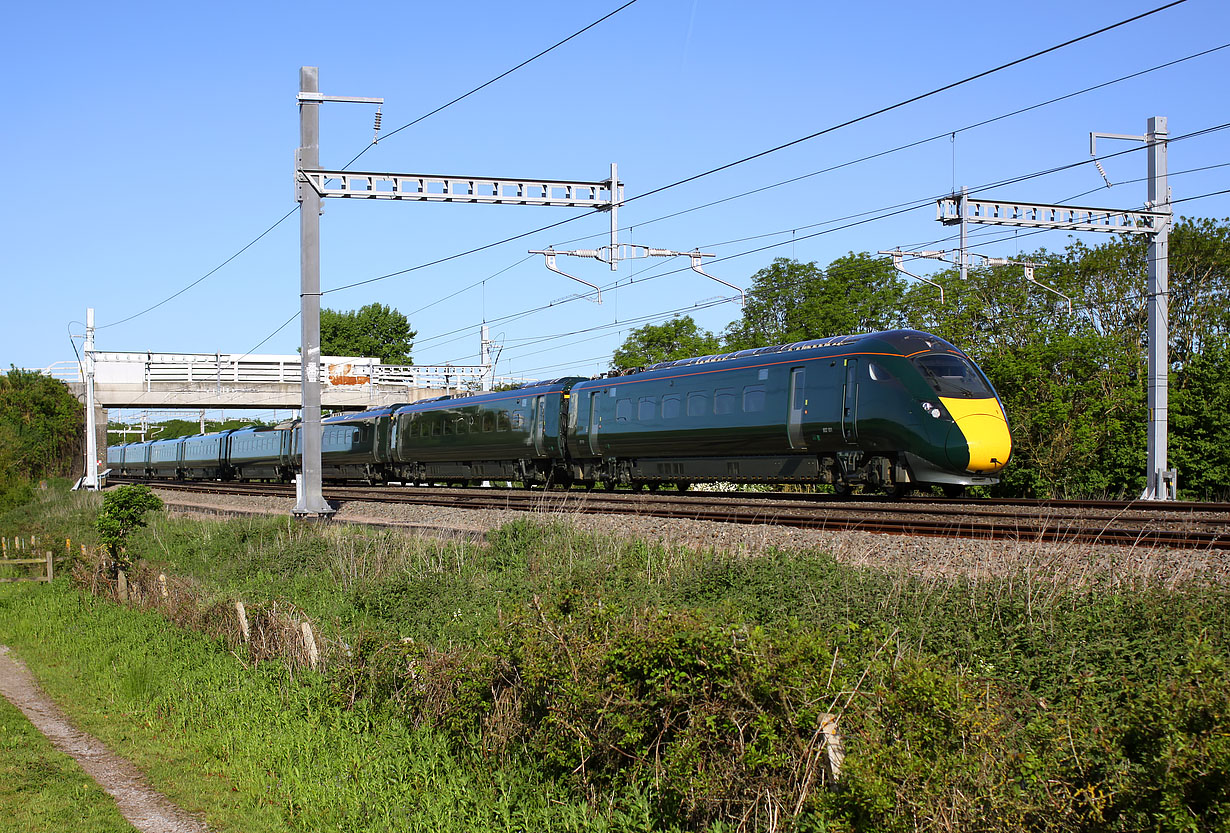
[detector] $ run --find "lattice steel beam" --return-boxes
[300,170,617,208]
[937,197,1164,234]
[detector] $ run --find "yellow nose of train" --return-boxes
[940,397,1012,474]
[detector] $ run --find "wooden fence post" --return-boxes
[301,621,319,669]
[235,602,250,642]
[45,552,53,583]
[820,714,844,783]
[117,570,129,604]
[158,574,169,600]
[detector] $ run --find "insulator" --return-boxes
[373,108,383,143]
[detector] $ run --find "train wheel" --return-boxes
[887,483,912,499]
[604,480,618,492]
[675,481,692,493]
[646,482,659,493]
[833,480,853,498]
[943,484,966,499]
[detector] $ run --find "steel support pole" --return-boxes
[609,162,619,271]
[959,186,968,282]
[82,308,98,490]
[1143,116,1172,499]
[480,325,493,391]
[294,66,333,516]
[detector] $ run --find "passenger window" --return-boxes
[482,413,494,432]
[443,419,452,435]
[638,397,656,421]
[512,412,524,430]
[687,392,708,417]
[714,388,736,415]
[743,385,765,413]
[432,421,441,436]
[616,399,632,423]
[498,412,511,432]
[662,394,682,419]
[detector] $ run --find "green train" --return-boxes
[108,329,1011,496]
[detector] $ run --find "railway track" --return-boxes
[111,477,1230,551]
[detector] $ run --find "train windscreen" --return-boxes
[911,354,993,398]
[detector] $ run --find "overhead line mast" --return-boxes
[934,117,1174,500]
[294,66,618,517]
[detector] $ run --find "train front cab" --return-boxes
[900,349,1012,488]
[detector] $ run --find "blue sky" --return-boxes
[3,0,1228,400]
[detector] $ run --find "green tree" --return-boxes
[1171,334,1230,500]
[0,368,83,510]
[320,303,416,365]
[611,316,722,371]
[900,218,1230,499]
[95,485,163,573]
[724,254,906,349]
[902,258,1146,498]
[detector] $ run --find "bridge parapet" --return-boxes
[30,352,489,410]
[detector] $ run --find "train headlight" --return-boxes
[931,407,942,419]
[922,402,942,419]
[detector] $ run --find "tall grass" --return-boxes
[2,485,1229,831]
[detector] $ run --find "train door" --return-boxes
[787,366,806,449]
[587,391,601,455]
[531,395,546,456]
[842,358,859,441]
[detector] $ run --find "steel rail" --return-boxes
[113,478,1230,551]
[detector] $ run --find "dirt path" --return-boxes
[0,645,207,833]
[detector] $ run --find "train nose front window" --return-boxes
[911,354,993,398]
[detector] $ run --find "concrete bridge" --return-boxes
[40,352,485,410]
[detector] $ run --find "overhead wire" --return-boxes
[351,37,1230,342]
[250,5,1209,362]
[429,128,1230,363]
[97,206,300,330]
[619,1,1190,209]
[543,40,1230,251]
[340,0,643,170]
[93,4,639,336]
[321,4,1198,304]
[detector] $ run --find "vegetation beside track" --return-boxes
[1,485,1229,831]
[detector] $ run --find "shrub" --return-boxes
[94,485,163,573]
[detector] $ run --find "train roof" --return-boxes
[392,377,586,413]
[630,329,961,374]
[323,406,400,423]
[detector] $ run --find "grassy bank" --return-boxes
[0,688,138,832]
[1,486,1228,831]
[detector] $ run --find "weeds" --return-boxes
[2,485,1229,831]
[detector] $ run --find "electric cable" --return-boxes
[322,6,1195,302]
[619,1,1189,209]
[418,136,1229,359]
[341,0,642,170]
[544,41,1230,251]
[96,4,640,333]
[98,206,300,330]
[381,40,1230,351]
